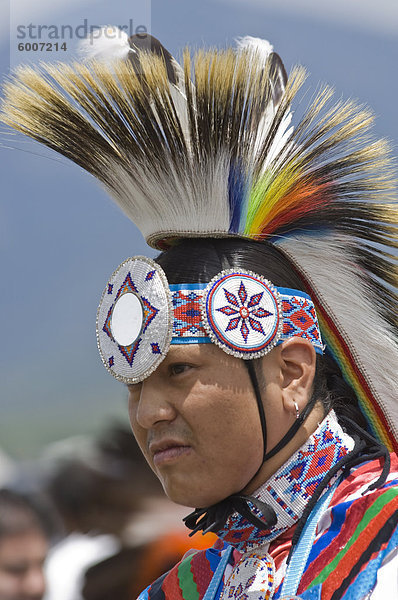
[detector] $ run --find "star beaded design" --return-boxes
[103,272,159,366]
[97,256,176,385]
[217,281,273,343]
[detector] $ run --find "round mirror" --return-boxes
[111,292,143,346]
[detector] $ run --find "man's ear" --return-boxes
[279,338,317,415]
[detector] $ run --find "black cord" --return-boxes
[183,492,277,536]
[245,360,268,462]
[244,359,318,463]
[338,416,391,490]
[264,394,318,461]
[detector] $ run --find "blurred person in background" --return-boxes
[0,489,49,600]
[43,425,215,600]
[42,424,161,600]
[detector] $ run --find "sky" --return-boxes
[219,0,398,36]
[0,0,397,458]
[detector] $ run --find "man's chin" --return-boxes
[164,486,230,509]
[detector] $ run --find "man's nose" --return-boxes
[134,377,178,429]
[22,566,46,599]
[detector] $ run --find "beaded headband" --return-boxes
[96,256,323,383]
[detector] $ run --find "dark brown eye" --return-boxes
[169,363,191,376]
[3,564,27,575]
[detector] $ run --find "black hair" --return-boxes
[46,425,163,535]
[0,489,49,540]
[156,237,368,433]
[156,238,305,287]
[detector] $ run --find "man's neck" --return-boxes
[243,401,326,495]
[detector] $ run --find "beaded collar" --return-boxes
[216,411,354,552]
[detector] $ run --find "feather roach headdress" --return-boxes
[1,33,397,450]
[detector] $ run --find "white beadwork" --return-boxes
[202,269,283,359]
[96,256,173,384]
[221,551,275,600]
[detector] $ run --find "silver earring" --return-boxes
[294,401,300,420]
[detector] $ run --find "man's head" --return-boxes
[127,238,324,508]
[0,490,48,600]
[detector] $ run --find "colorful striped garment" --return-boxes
[137,415,398,600]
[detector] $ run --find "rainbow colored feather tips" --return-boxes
[1,36,397,449]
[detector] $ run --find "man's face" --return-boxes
[128,343,285,508]
[0,529,48,600]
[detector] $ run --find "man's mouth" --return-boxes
[149,439,192,466]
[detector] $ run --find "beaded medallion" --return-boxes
[203,270,283,359]
[96,256,173,383]
[221,551,275,600]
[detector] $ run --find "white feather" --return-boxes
[101,152,231,244]
[236,36,274,59]
[78,26,132,62]
[236,37,293,168]
[262,111,294,169]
